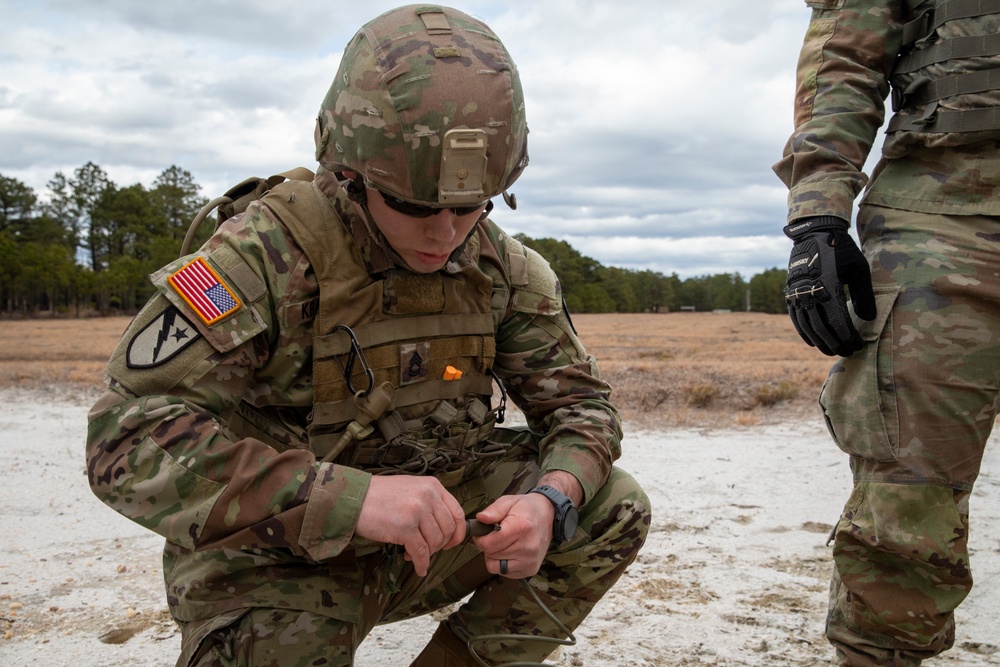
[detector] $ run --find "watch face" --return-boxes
[560,505,579,542]
[530,485,579,544]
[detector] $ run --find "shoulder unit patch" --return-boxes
[126,307,200,368]
[168,256,242,325]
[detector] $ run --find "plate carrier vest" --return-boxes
[885,0,1000,154]
[228,179,523,477]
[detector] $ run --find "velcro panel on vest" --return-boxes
[510,246,562,316]
[383,271,446,315]
[314,313,495,357]
[508,249,528,287]
[502,234,530,287]
[358,337,492,372]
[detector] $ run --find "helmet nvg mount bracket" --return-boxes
[439,129,488,204]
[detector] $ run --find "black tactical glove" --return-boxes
[783,216,876,357]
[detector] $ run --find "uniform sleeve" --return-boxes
[492,243,621,506]
[86,203,370,563]
[772,0,904,222]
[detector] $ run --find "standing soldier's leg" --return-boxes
[820,206,1000,666]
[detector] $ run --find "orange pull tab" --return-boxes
[443,366,463,381]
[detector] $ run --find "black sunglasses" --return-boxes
[376,189,486,218]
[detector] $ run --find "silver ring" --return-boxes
[500,559,509,576]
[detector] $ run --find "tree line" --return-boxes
[0,163,788,318]
[516,236,787,315]
[1,163,210,316]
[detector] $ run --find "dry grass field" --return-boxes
[0,316,128,389]
[575,312,833,427]
[0,312,834,427]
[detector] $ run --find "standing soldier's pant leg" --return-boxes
[826,486,972,667]
[820,206,1000,666]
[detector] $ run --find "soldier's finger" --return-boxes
[430,486,464,535]
[405,537,432,577]
[442,496,467,549]
[419,509,447,554]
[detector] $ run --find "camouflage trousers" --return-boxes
[819,205,1000,666]
[176,428,650,667]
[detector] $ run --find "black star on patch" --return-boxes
[172,328,189,342]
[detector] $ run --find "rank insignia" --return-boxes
[168,257,241,325]
[400,342,430,385]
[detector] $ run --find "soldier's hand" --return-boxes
[783,216,876,356]
[473,493,554,579]
[355,476,466,576]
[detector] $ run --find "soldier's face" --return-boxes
[365,186,485,273]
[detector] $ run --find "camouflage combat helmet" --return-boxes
[315,4,528,207]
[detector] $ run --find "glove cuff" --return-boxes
[784,216,849,240]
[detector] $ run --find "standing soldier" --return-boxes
[86,5,650,666]
[775,0,1000,664]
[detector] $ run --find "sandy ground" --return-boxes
[1,387,998,666]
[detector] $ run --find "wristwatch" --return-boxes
[528,485,579,545]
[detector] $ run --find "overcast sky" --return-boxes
[2,1,879,279]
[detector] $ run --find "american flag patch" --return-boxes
[167,257,242,325]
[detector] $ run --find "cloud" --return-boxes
[2,0,815,278]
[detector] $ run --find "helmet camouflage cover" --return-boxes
[315,4,529,206]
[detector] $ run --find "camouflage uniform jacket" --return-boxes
[86,169,622,623]
[773,0,1000,223]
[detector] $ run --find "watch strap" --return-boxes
[528,485,572,510]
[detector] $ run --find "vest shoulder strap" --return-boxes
[181,168,315,256]
[260,180,346,290]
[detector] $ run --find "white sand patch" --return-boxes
[1,388,997,666]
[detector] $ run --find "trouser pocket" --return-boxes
[820,287,901,462]
[178,609,251,667]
